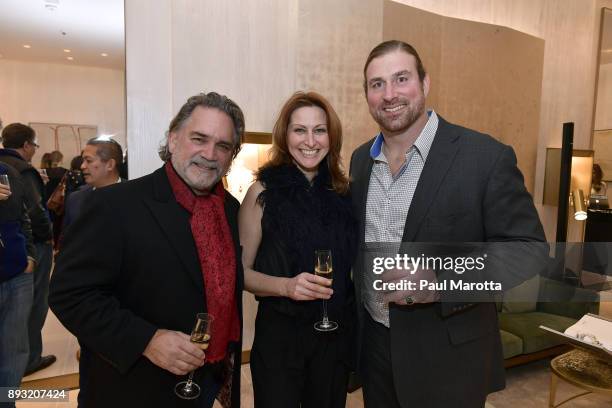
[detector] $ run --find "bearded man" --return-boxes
[349,41,546,408]
[50,92,245,408]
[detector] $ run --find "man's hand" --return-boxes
[143,329,206,375]
[0,183,11,201]
[381,267,440,305]
[24,259,35,274]
[282,272,333,301]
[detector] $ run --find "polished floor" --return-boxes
[17,303,612,407]
[16,360,612,407]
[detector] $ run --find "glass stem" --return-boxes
[184,371,195,390]
[322,299,329,324]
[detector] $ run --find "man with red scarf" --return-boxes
[50,92,245,408]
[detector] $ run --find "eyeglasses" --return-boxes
[29,141,40,148]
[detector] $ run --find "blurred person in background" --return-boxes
[0,162,36,407]
[65,155,86,197]
[44,150,68,249]
[39,153,52,170]
[44,150,68,202]
[62,138,124,232]
[0,123,55,376]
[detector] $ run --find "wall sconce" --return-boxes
[224,132,272,203]
[571,189,588,220]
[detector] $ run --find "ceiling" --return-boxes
[0,0,124,70]
[0,2,608,69]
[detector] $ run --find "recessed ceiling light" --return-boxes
[66,56,74,61]
[23,44,31,49]
[101,53,108,57]
[63,49,71,53]
[44,0,60,11]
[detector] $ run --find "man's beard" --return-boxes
[373,95,426,134]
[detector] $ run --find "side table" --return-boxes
[549,348,612,407]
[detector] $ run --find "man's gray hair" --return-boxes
[158,92,245,161]
[86,137,124,169]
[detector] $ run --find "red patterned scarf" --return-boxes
[165,162,240,363]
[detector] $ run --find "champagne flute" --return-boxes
[39,168,49,184]
[174,313,213,400]
[0,174,8,249]
[0,175,10,203]
[0,174,9,188]
[314,249,338,332]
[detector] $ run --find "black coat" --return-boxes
[49,167,243,407]
[349,116,546,408]
[0,149,52,242]
[0,162,35,282]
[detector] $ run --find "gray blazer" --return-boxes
[349,115,546,407]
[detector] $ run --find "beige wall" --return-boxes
[126,0,300,351]
[392,0,612,241]
[595,63,612,130]
[294,0,382,161]
[382,2,544,197]
[125,0,173,178]
[126,0,382,351]
[126,0,611,349]
[0,59,126,163]
[127,0,612,240]
[126,0,298,179]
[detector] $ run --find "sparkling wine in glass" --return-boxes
[0,174,10,189]
[0,175,8,248]
[314,249,338,332]
[174,313,213,400]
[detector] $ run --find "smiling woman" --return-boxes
[0,0,125,394]
[286,106,330,180]
[238,91,357,407]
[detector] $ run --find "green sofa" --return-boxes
[497,276,599,366]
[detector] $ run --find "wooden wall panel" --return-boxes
[595,63,612,130]
[171,0,297,353]
[383,1,544,194]
[440,23,543,195]
[171,0,298,133]
[125,0,173,179]
[382,5,443,113]
[295,0,382,164]
[125,0,612,352]
[391,0,612,241]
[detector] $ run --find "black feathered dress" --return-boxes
[249,160,358,408]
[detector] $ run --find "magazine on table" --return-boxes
[540,313,612,359]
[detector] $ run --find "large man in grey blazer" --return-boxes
[350,41,546,408]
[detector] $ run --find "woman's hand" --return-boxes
[282,272,333,301]
[0,183,11,201]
